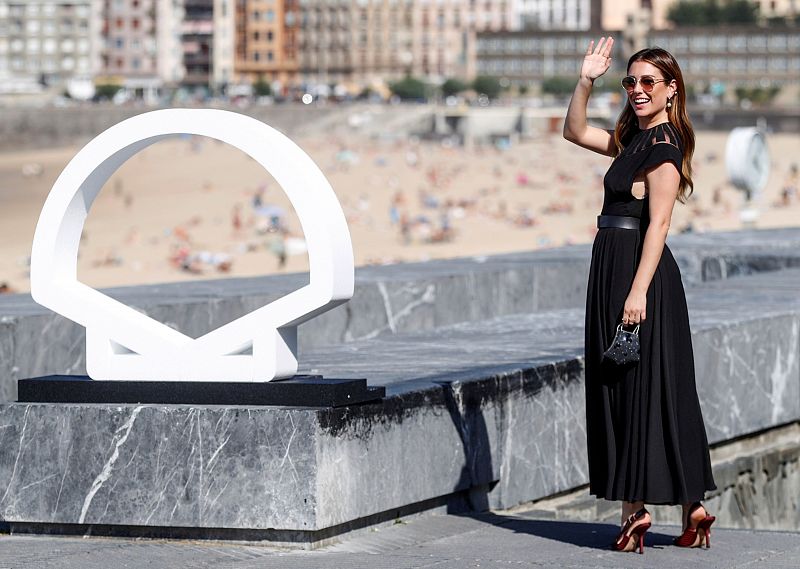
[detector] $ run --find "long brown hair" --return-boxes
[612,47,695,203]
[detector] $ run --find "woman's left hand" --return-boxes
[622,289,647,325]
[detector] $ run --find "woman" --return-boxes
[563,38,717,554]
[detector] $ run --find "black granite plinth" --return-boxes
[17,375,385,407]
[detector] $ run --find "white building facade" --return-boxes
[0,0,101,93]
[515,0,590,30]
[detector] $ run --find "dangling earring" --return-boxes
[667,97,673,108]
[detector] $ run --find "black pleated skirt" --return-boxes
[584,227,717,505]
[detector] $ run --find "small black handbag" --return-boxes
[602,323,641,365]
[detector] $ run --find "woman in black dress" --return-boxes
[563,38,717,553]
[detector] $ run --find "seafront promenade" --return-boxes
[2,511,799,568]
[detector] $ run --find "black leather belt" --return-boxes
[597,215,640,230]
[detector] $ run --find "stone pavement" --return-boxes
[2,510,799,569]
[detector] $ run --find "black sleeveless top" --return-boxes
[602,121,683,221]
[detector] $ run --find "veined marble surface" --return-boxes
[1,266,799,532]
[1,228,800,402]
[0,229,799,535]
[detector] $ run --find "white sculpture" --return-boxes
[726,126,770,201]
[30,109,354,382]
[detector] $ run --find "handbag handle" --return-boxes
[616,323,640,335]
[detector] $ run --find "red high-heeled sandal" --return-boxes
[674,502,716,548]
[613,508,652,554]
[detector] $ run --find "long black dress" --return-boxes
[584,121,717,505]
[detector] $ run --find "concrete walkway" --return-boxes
[2,511,798,569]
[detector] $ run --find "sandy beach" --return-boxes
[0,122,798,294]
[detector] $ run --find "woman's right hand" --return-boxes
[581,37,614,82]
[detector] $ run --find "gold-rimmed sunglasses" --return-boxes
[621,75,666,93]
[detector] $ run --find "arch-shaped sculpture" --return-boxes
[30,109,354,382]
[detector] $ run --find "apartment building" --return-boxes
[476,29,622,87]
[99,0,184,98]
[233,0,299,88]
[476,24,800,93]
[183,0,213,89]
[0,0,100,92]
[212,0,235,89]
[298,0,519,90]
[650,25,800,86]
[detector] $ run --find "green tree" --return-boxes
[668,2,710,25]
[389,76,429,101]
[94,83,122,101]
[541,76,576,96]
[441,78,468,98]
[254,76,272,97]
[668,0,758,26]
[721,0,758,23]
[472,75,502,99]
[734,85,782,105]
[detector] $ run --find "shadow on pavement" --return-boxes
[464,512,678,551]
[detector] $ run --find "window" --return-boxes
[689,57,707,72]
[690,36,708,51]
[267,30,274,41]
[730,35,747,52]
[710,57,727,71]
[267,9,275,22]
[559,37,575,52]
[671,36,688,51]
[749,35,767,51]
[769,56,788,71]
[267,51,274,61]
[709,36,726,52]
[748,57,766,71]
[768,35,787,51]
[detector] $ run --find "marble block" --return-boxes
[0,357,585,535]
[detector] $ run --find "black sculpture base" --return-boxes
[17,375,385,407]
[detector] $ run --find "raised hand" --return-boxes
[581,37,614,82]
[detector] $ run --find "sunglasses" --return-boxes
[621,75,667,92]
